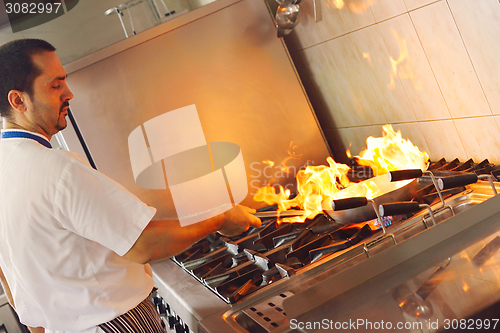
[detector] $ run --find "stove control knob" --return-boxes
[165,302,172,315]
[168,315,177,330]
[157,301,166,315]
[175,322,184,333]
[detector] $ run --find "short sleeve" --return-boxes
[53,157,156,256]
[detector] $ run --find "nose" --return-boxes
[64,83,74,101]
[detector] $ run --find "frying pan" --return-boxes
[255,169,423,224]
[323,169,422,224]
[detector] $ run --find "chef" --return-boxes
[0,39,261,333]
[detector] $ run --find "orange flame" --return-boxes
[255,142,303,189]
[462,278,470,292]
[280,141,303,174]
[330,0,374,14]
[253,186,291,212]
[388,28,420,91]
[263,160,274,167]
[254,125,429,222]
[347,0,374,14]
[362,52,372,67]
[356,124,429,176]
[332,0,345,9]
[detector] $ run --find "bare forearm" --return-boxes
[124,205,261,264]
[126,216,223,263]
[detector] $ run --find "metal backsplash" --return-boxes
[61,0,331,220]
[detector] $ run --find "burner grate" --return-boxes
[171,157,500,305]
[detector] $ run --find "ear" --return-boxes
[7,90,29,113]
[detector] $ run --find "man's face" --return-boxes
[25,51,73,138]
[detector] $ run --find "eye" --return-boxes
[52,84,60,89]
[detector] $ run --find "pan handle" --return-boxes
[438,173,478,190]
[331,197,368,211]
[379,202,420,216]
[388,169,423,182]
[379,201,437,226]
[253,210,306,218]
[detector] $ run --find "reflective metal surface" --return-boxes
[187,181,500,332]
[63,0,331,219]
[275,1,301,30]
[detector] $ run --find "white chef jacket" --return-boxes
[0,129,156,332]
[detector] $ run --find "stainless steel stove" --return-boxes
[150,158,500,333]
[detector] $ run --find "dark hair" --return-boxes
[0,39,56,118]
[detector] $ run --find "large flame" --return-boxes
[356,124,429,176]
[254,125,429,222]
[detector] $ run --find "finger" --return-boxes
[239,205,256,214]
[250,216,262,228]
